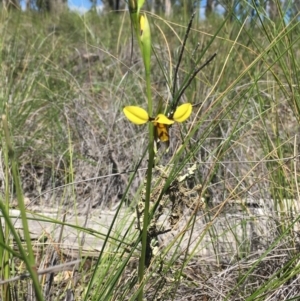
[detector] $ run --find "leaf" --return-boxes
[123,106,149,125]
[137,0,145,13]
[128,0,137,13]
[173,103,192,122]
[128,0,138,30]
[154,114,174,125]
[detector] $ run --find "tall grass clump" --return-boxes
[0,1,300,300]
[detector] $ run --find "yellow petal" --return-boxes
[140,14,145,35]
[173,103,192,122]
[123,106,149,125]
[139,14,151,75]
[154,114,174,125]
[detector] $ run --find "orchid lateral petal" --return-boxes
[173,103,192,122]
[155,114,174,125]
[123,106,149,125]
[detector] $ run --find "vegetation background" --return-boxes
[0,0,300,300]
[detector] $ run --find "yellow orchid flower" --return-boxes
[123,103,192,142]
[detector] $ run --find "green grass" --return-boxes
[0,4,300,300]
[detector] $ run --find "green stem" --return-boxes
[137,72,153,300]
[1,130,11,301]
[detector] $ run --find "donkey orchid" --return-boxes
[123,103,192,142]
